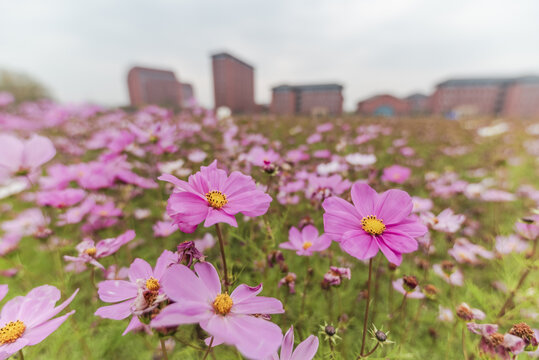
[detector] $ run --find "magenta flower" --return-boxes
[421,208,465,233]
[433,263,464,286]
[279,225,331,256]
[392,278,425,299]
[381,165,411,184]
[64,230,135,270]
[0,286,7,302]
[159,160,272,233]
[36,189,86,208]
[322,182,427,266]
[151,262,284,359]
[95,250,177,335]
[267,326,319,360]
[0,285,78,358]
[323,266,351,286]
[278,273,297,294]
[0,134,56,181]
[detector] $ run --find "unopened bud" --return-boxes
[375,330,387,342]
[325,325,336,336]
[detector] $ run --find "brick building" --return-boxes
[356,94,410,117]
[127,66,194,108]
[270,84,343,116]
[430,75,539,117]
[405,93,430,114]
[211,52,255,113]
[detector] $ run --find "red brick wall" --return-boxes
[127,67,182,107]
[212,56,255,113]
[357,95,410,116]
[430,86,501,115]
[270,90,296,115]
[502,83,539,117]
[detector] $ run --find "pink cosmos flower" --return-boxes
[63,230,135,270]
[159,160,272,233]
[36,189,86,208]
[95,250,177,335]
[411,197,433,213]
[323,266,351,286]
[150,262,284,359]
[448,238,494,264]
[495,235,530,255]
[266,326,319,360]
[0,234,21,256]
[515,215,538,240]
[381,165,411,184]
[247,146,281,168]
[305,174,351,203]
[0,92,14,107]
[467,323,525,360]
[279,225,331,256]
[421,208,465,233]
[433,263,464,286]
[322,182,427,266]
[438,306,454,322]
[392,278,425,299]
[0,134,56,182]
[0,285,78,358]
[1,208,49,236]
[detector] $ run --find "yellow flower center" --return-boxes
[361,215,386,235]
[0,320,26,344]
[302,241,313,250]
[205,190,228,209]
[84,247,97,257]
[213,293,233,315]
[146,277,160,291]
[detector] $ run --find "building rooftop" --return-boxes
[211,52,254,70]
[437,75,539,87]
[272,83,343,92]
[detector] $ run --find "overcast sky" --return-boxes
[1,0,538,111]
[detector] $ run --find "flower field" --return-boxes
[0,97,538,359]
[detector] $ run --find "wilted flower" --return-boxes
[509,323,538,351]
[433,261,464,286]
[278,273,297,294]
[392,276,425,299]
[323,266,351,287]
[95,250,177,335]
[456,303,485,321]
[467,323,525,359]
[177,240,203,267]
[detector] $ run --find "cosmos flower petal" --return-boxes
[230,284,263,304]
[351,182,377,217]
[161,264,212,303]
[388,217,428,237]
[94,300,133,320]
[128,258,153,283]
[0,337,28,357]
[150,302,211,328]
[290,335,319,360]
[22,134,56,169]
[194,262,221,298]
[376,238,403,266]
[381,230,419,254]
[98,280,138,303]
[232,297,284,315]
[340,230,379,260]
[204,208,237,227]
[280,326,295,360]
[153,250,177,279]
[0,135,24,171]
[24,310,75,346]
[122,315,144,336]
[375,189,413,225]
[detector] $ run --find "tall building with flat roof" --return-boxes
[430,75,539,117]
[127,66,194,108]
[211,52,255,113]
[270,84,343,116]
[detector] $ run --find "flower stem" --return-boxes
[360,257,373,356]
[203,336,214,360]
[160,338,169,360]
[18,350,24,360]
[300,258,311,315]
[461,324,468,360]
[215,224,229,292]
[497,266,532,318]
[359,342,379,358]
[90,267,97,290]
